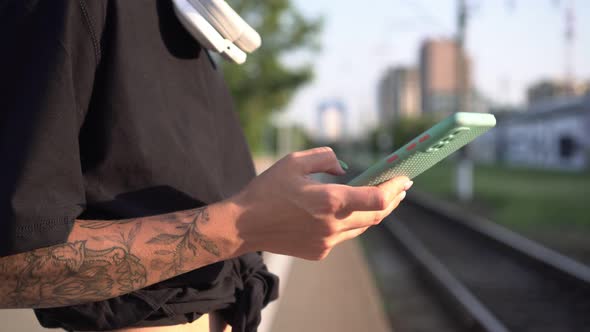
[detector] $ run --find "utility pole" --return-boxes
[456,0,468,115]
[508,0,576,92]
[455,0,473,202]
[564,0,575,93]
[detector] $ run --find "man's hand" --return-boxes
[231,147,412,260]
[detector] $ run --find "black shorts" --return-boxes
[35,253,278,332]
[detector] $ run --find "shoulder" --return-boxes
[0,0,108,65]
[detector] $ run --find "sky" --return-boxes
[278,0,590,137]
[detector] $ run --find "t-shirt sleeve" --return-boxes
[0,1,105,256]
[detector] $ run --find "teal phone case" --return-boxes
[348,112,496,186]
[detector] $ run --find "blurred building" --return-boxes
[470,89,494,114]
[377,70,395,126]
[527,80,569,104]
[471,95,590,171]
[419,38,471,115]
[377,67,421,125]
[527,79,590,105]
[317,100,347,143]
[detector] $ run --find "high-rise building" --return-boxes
[317,100,346,142]
[392,67,421,119]
[419,38,471,115]
[377,66,421,126]
[378,69,396,126]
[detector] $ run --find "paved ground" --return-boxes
[268,239,392,332]
[0,309,46,332]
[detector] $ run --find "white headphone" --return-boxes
[172,0,262,64]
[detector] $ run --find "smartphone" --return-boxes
[348,112,496,186]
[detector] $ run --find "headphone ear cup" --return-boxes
[233,24,261,53]
[187,0,261,53]
[173,0,247,64]
[173,0,217,50]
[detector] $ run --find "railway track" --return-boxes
[380,191,590,332]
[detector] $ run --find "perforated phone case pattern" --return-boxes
[350,125,492,186]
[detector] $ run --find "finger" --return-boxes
[377,176,412,197]
[339,190,407,231]
[340,185,390,212]
[289,147,345,176]
[339,176,411,213]
[333,226,370,245]
[380,191,405,220]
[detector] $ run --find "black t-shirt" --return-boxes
[0,1,277,331]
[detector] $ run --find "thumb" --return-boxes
[290,147,345,176]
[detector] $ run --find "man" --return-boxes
[0,1,410,331]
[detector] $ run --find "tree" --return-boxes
[370,116,439,154]
[223,0,322,153]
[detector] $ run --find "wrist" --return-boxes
[205,194,255,258]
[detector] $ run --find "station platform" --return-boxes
[262,240,391,332]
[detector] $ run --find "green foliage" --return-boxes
[263,125,313,154]
[223,0,322,153]
[370,115,439,154]
[415,161,590,228]
[390,116,437,150]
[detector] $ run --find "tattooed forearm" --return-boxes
[148,207,220,280]
[0,205,228,309]
[2,226,146,308]
[78,219,136,229]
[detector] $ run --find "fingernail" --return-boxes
[399,191,407,201]
[404,181,414,191]
[338,159,349,171]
